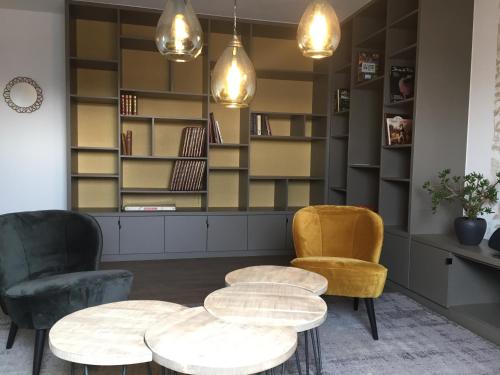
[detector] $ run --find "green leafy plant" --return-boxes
[423,169,500,219]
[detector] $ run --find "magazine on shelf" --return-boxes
[385,114,412,146]
[390,66,415,102]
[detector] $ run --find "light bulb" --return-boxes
[212,35,256,108]
[156,0,203,62]
[297,0,341,59]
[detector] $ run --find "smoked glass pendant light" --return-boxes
[297,0,341,59]
[156,0,203,62]
[211,0,256,108]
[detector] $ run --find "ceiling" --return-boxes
[0,0,371,23]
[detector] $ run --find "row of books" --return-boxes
[120,94,138,116]
[121,131,133,155]
[251,114,272,136]
[208,113,224,144]
[181,127,206,157]
[170,160,206,191]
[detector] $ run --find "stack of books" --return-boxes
[170,127,206,191]
[251,114,272,135]
[208,112,223,144]
[121,130,133,155]
[120,94,138,115]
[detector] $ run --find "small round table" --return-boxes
[145,306,297,375]
[49,300,187,374]
[225,265,328,296]
[204,283,328,375]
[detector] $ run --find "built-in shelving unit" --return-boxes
[67,1,330,213]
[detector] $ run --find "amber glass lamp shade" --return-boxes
[211,35,256,108]
[297,0,341,59]
[156,0,203,62]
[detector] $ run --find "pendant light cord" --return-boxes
[233,0,237,36]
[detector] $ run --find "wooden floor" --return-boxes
[102,255,293,306]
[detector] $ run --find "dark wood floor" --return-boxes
[102,255,293,306]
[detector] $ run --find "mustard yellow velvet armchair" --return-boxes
[291,205,387,340]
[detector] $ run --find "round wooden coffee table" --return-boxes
[204,283,328,375]
[145,306,297,375]
[225,265,328,295]
[49,300,186,373]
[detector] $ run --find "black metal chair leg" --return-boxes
[32,329,47,375]
[295,349,303,375]
[364,298,379,340]
[311,330,319,374]
[305,331,310,375]
[315,328,323,374]
[6,322,18,349]
[353,298,359,311]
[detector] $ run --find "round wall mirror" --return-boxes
[3,77,43,113]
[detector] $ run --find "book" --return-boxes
[357,51,381,82]
[123,205,176,212]
[256,114,262,135]
[385,114,412,146]
[121,133,127,155]
[390,66,415,102]
[334,89,350,112]
[125,130,133,155]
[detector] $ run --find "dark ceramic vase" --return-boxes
[454,217,487,246]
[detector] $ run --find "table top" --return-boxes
[145,306,297,375]
[49,300,187,366]
[204,283,328,332]
[225,265,328,295]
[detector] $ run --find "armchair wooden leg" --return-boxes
[32,329,47,375]
[6,322,18,349]
[353,298,359,311]
[364,298,379,340]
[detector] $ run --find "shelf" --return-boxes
[381,177,410,183]
[333,110,350,116]
[248,207,289,212]
[389,43,417,60]
[331,134,349,139]
[209,167,248,171]
[330,186,347,193]
[121,115,207,123]
[256,69,327,82]
[334,63,351,74]
[69,57,118,71]
[74,207,121,213]
[383,144,412,149]
[71,173,119,179]
[349,164,380,169]
[251,111,328,119]
[208,207,248,212]
[121,188,207,194]
[121,155,207,161]
[121,89,208,101]
[251,135,326,142]
[70,95,118,104]
[385,225,409,237]
[385,97,415,107]
[209,143,248,148]
[71,146,119,152]
[250,176,324,181]
[120,36,156,51]
[353,75,384,90]
[390,9,419,29]
[356,26,386,48]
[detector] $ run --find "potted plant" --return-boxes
[423,169,500,245]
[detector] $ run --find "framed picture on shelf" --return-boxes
[385,114,412,146]
[390,66,415,102]
[357,51,382,82]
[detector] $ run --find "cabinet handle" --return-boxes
[118,220,122,230]
[286,217,289,224]
[445,257,453,265]
[206,219,209,228]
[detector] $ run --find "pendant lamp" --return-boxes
[156,0,204,62]
[211,0,256,108]
[297,0,341,59]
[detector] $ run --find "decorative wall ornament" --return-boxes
[3,77,43,113]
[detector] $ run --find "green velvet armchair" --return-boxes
[0,210,134,375]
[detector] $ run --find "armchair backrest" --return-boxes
[293,205,384,263]
[0,210,102,294]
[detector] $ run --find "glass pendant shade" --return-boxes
[211,35,256,108]
[297,0,341,59]
[156,0,203,62]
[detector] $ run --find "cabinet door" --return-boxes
[248,215,286,250]
[286,214,295,253]
[207,215,247,252]
[94,216,119,255]
[380,233,410,287]
[410,241,451,307]
[165,216,207,253]
[119,216,164,254]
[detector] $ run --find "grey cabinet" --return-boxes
[380,232,410,288]
[165,216,207,253]
[119,216,164,254]
[207,215,247,252]
[248,215,286,250]
[410,241,451,307]
[94,216,119,255]
[286,214,294,252]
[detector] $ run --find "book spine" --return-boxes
[181,127,189,157]
[126,130,132,155]
[121,133,127,155]
[120,94,125,115]
[257,114,262,136]
[170,161,180,190]
[265,115,271,136]
[198,161,206,190]
[133,95,137,115]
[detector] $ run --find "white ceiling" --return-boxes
[0,0,371,23]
